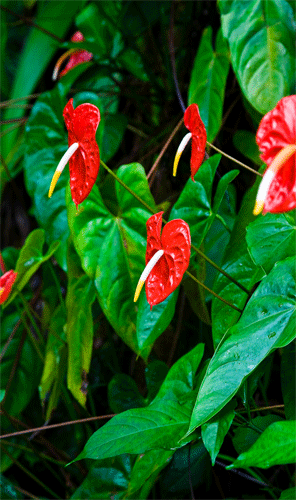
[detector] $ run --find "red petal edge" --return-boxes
[145,212,191,308]
[0,270,18,305]
[184,104,207,180]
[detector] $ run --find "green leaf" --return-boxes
[228,420,296,469]
[0,308,42,416]
[66,275,96,407]
[74,344,204,461]
[127,449,173,498]
[2,0,85,159]
[101,113,128,163]
[160,440,211,495]
[187,256,296,434]
[39,305,66,401]
[4,229,59,307]
[108,374,146,413]
[232,414,283,455]
[201,400,236,465]
[71,454,133,499]
[246,213,296,274]
[24,86,69,270]
[188,27,229,142]
[280,487,296,500]
[219,0,296,114]
[281,340,296,420]
[136,288,179,361]
[67,163,157,355]
[233,131,262,166]
[169,155,220,247]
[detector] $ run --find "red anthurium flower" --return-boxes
[52,31,92,81]
[0,270,18,305]
[48,98,100,208]
[173,103,207,181]
[254,95,296,215]
[134,212,191,308]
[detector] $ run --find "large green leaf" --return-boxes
[201,400,236,465]
[4,229,59,307]
[136,288,179,361]
[127,449,173,498]
[281,340,296,420]
[232,414,283,455]
[71,454,133,499]
[67,163,156,355]
[74,344,204,461]
[246,212,296,273]
[187,257,296,434]
[188,27,229,142]
[2,0,85,159]
[1,308,42,416]
[170,155,238,249]
[24,86,69,270]
[228,420,296,469]
[66,275,96,408]
[219,0,295,114]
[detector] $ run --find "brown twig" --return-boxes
[1,5,63,42]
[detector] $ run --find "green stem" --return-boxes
[100,159,251,300]
[215,213,231,234]
[207,142,263,177]
[185,270,242,312]
[15,301,44,362]
[18,292,45,346]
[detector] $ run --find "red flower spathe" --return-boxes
[134,212,191,308]
[48,98,100,208]
[254,95,296,214]
[52,31,92,81]
[173,104,207,181]
[0,270,18,305]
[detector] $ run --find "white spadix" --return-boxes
[52,49,75,81]
[253,144,296,215]
[173,132,192,177]
[48,142,79,198]
[134,249,164,302]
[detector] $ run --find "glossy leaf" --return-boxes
[201,400,236,465]
[74,344,204,461]
[67,163,156,355]
[211,174,264,347]
[71,454,133,499]
[66,274,96,407]
[101,114,128,163]
[187,257,296,434]
[188,27,229,142]
[136,289,179,361]
[4,229,59,307]
[228,420,296,469]
[219,0,296,114]
[127,449,173,498]
[160,440,211,495]
[170,155,221,247]
[281,340,296,420]
[232,414,283,455]
[246,212,296,273]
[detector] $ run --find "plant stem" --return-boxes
[0,443,61,498]
[207,142,263,177]
[185,270,242,312]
